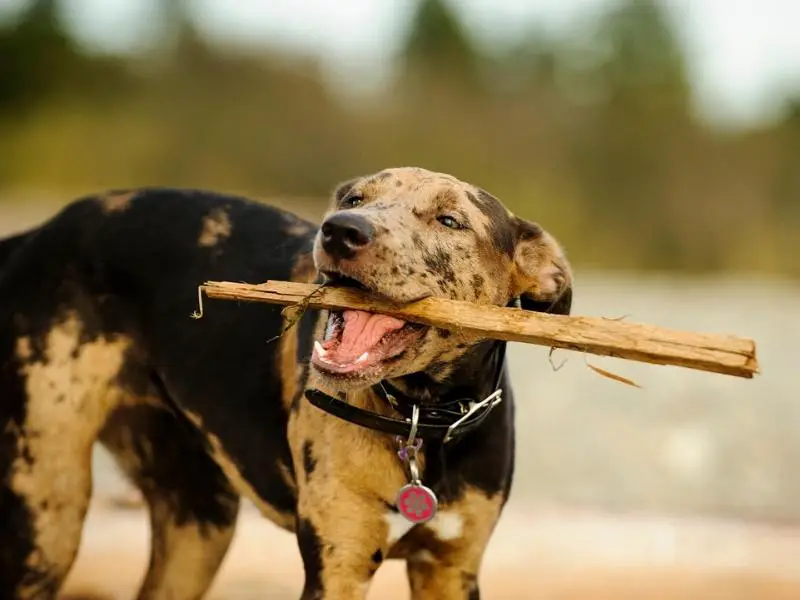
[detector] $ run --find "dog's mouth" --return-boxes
[311,272,426,377]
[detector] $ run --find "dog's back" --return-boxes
[0,231,30,273]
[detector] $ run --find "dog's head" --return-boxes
[311,167,572,391]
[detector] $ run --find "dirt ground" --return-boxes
[58,492,800,600]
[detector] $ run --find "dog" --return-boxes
[0,167,572,599]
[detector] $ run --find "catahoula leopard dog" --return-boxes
[0,167,572,599]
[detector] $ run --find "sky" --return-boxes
[4,0,800,128]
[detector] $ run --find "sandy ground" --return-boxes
[60,496,800,599]
[3,198,800,599]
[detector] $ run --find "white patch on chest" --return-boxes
[425,511,463,541]
[384,511,416,544]
[383,510,464,545]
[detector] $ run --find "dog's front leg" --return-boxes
[407,558,480,600]
[405,486,505,600]
[295,486,391,600]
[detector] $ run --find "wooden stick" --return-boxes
[197,280,759,380]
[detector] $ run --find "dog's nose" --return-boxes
[320,213,374,260]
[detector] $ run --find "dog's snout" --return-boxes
[320,212,374,260]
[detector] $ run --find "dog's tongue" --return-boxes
[331,310,406,362]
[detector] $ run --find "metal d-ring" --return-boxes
[443,389,504,443]
[407,404,420,446]
[407,454,421,484]
[395,404,423,482]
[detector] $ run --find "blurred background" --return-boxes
[1,0,798,598]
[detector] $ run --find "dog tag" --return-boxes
[396,482,438,524]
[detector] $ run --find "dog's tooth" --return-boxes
[314,341,327,358]
[324,316,336,340]
[356,352,369,364]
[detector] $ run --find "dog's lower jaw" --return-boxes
[309,356,402,392]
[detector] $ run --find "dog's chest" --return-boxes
[384,508,464,545]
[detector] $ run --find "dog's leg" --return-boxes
[0,409,95,600]
[295,490,393,600]
[406,558,481,600]
[404,487,504,600]
[1,316,130,599]
[100,402,240,600]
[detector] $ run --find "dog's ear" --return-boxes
[510,218,573,315]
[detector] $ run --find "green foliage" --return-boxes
[0,0,130,119]
[0,0,797,277]
[400,0,479,85]
[593,0,690,109]
[0,0,75,112]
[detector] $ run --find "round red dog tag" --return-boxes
[396,482,438,524]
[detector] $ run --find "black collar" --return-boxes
[304,341,507,443]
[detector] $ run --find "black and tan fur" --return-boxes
[0,167,572,599]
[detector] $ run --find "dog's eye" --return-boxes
[437,215,463,230]
[342,195,363,208]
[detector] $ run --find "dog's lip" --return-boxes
[320,270,370,292]
[311,357,396,382]
[320,269,431,304]
[311,332,422,379]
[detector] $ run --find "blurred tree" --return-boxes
[593,0,690,113]
[485,29,560,96]
[0,0,796,276]
[785,96,800,125]
[773,96,800,222]
[566,0,698,268]
[0,0,77,114]
[154,0,208,63]
[0,0,129,121]
[398,0,480,91]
